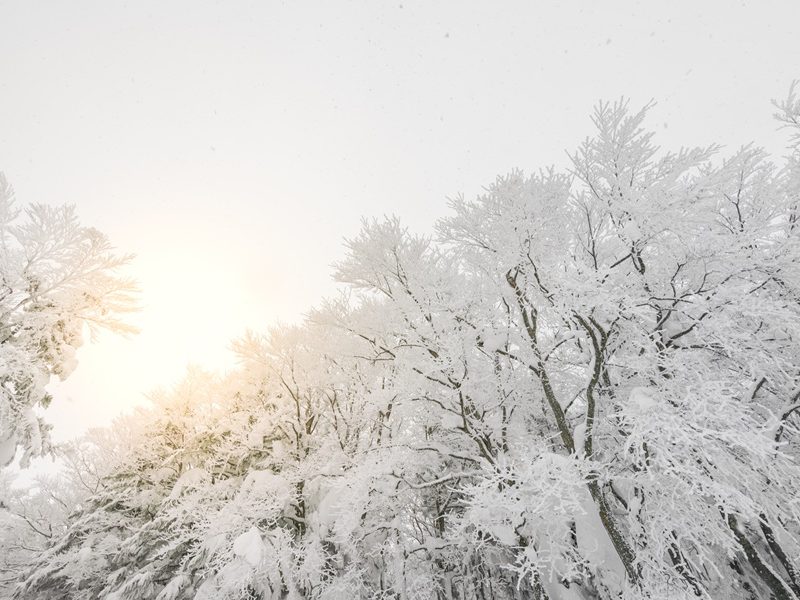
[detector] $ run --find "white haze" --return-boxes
[0,0,798,439]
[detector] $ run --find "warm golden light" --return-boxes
[46,247,269,439]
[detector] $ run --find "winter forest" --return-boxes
[0,84,799,600]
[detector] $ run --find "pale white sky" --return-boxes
[0,0,797,440]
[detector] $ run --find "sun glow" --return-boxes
[44,246,271,440]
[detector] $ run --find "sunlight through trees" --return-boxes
[3,88,800,599]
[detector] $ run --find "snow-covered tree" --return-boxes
[0,174,137,467]
[0,434,112,598]
[13,86,800,600]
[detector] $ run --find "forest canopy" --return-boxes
[3,87,800,600]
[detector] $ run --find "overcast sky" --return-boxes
[0,0,798,441]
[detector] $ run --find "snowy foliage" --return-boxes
[9,89,800,600]
[0,433,115,597]
[0,176,137,468]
